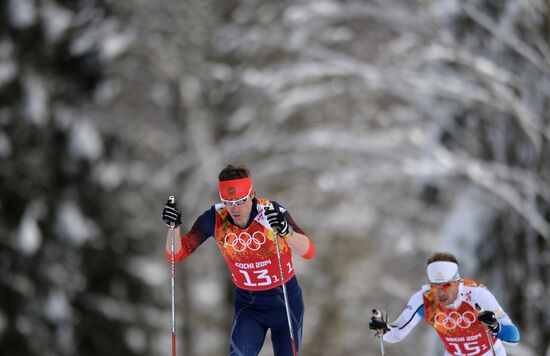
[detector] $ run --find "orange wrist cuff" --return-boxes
[302,239,316,259]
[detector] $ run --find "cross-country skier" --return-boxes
[369,252,520,356]
[162,164,316,356]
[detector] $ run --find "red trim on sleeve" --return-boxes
[302,239,316,259]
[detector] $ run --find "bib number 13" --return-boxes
[240,269,272,287]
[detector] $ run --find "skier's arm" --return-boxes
[476,288,520,345]
[284,209,316,259]
[285,231,313,257]
[165,208,214,262]
[269,202,315,259]
[382,291,424,343]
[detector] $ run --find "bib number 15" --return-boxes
[448,341,483,356]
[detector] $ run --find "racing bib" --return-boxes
[213,200,295,291]
[424,290,497,356]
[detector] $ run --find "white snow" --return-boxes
[44,289,72,323]
[320,26,354,44]
[210,63,233,81]
[56,324,75,354]
[17,201,45,255]
[283,1,340,25]
[94,161,124,190]
[193,328,226,355]
[52,106,76,130]
[0,131,12,158]
[41,1,74,43]
[125,327,146,352]
[192,279,225,309]
[70,18,132,61]
[126,257,167,287]
[438,187,498,275]
[0,60,16,87]
[7,0,36,29]
[17,214,42,256]
[69,119,103,161]
[55,201,99,246]
[70,32,95,57]
[227,106,255,131]
[89,295,132,321]
[100,29,134,61]
[0,40,17,87]
[150,81,173,108]
[23,74,49,126]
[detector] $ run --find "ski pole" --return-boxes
[485,327,496,356]
[475,304,496,356]
[168,195,177,356]
[269,205,297,356]
[372,309,385,356]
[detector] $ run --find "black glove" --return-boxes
[477,310,500,334]
[265,206,291,238]
[369,310,389,335]
[162,196,182,228]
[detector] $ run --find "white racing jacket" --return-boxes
[382,280,519,356]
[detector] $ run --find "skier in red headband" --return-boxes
[162,164,315,356]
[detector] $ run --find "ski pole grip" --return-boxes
[168,195,176,206]
[167,195,178,229]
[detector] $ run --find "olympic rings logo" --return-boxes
[224,231,266,252]
[434,311,476,329]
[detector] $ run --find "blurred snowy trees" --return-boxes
[1,0,549,355]
[423,1,550,354]
[0,1,159,355]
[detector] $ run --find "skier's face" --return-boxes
[430,280,459,306]
[225,192,254,228]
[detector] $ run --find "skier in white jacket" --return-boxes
[370,252,520,356]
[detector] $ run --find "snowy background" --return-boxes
[1,0,549,355]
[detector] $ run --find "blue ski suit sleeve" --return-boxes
[475,286,520,345]
[497,324,520,344]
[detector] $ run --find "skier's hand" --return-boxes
[477,310,500,334]
[162,196,182,228]
[369,309,389,335]
[266,206,291,238]
[369,317,389,335]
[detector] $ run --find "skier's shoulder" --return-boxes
[256,198,286,212]
[213,202,225,214]
[460,279,489,298]
[213,203,235,222]
[407,287,427,310]
[191,206,217,237]
[419,283,432,297]
[395,288,426,319]
[462,279,486,289]
[199,205,218,220]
